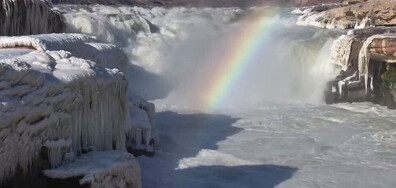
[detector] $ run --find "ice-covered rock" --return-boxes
[326,32,396,109]
[330,34,359,69]
[126,96,157,154]
[358,34,396,99]
[43,151,141,188]
[0,0,65,36]
[0,33,147,187]
[359,34,396,75]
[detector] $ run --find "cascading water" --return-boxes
[60,5,340,110]
[59,5,396,188]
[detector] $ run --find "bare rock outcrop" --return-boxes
[293,0,341,6]
[297,0,396,29]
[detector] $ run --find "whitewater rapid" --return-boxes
[58,5,396,188]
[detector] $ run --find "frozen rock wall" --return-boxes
[0,34,133,184]
[0,0,65,36]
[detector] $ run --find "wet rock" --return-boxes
[380,64,396,109]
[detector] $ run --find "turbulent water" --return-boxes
[60,5,396,188]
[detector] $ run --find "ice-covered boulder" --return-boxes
[0,33,145,187]
[0,0,65,36]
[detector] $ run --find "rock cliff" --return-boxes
[297,0,396,29]
[295,0,396,109]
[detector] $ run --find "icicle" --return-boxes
[0,0,64,36]
[358,34,396,93]
[71,79,128,152]
[330,35,356,70]
[43,138,72,168]
[0,33,130,183]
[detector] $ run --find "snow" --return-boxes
[0,34,128,73]
[0,33,94,51]
[43,151,141,188]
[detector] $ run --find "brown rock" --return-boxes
[298,0,396,29]
[293,0,341,6]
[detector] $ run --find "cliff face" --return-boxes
[0,0,65,36]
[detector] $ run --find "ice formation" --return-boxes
[126,97,156,152]
[44,151,141,188]
[0,33,147,187]
[0,0,64,36]
[330,35,357,70]
[359,34,396,75]
[358,34,396,93]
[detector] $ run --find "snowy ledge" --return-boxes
[43,151,141,188]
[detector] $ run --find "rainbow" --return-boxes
[203,8,279,110]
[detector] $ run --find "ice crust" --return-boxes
[44,151,141,188]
